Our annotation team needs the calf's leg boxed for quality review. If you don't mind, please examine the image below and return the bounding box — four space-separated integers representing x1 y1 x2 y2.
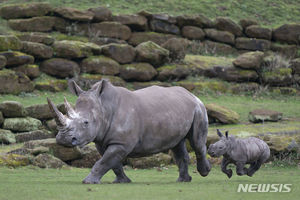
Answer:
83 145 128 184
247 161 262 177
236 162 247 176
221 158 232 178
172 139 192 182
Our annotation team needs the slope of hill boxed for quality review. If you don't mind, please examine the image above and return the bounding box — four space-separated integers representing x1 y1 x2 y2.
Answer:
0 0 299 27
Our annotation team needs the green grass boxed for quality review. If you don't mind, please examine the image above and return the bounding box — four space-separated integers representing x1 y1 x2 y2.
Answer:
1 0 300 27
0 91 77 107
0 165 298 200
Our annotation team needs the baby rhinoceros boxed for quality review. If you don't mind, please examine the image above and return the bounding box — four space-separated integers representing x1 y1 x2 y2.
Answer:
208 129 270 178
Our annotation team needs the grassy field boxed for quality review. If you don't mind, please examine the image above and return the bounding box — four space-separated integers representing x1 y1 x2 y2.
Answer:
0 0 299 27
0 165 298 200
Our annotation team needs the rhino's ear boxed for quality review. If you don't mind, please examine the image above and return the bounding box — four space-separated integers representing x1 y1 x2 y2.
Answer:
217 129 223 137
225 131 228 139
68 80 84 96
91 79 107 96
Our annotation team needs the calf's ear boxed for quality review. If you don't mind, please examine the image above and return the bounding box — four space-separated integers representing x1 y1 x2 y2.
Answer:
225 131 228 139
217 129 223 137
68 80 84 96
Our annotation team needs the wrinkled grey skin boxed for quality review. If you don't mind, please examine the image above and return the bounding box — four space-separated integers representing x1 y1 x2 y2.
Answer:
208 130 270 178
47 80 211 184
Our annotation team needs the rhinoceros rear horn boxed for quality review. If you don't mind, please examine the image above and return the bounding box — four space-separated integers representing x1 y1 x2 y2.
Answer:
47 98 66 127
64 97 77 118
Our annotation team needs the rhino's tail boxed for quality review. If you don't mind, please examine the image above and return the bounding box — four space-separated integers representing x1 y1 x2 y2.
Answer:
187 103 211 177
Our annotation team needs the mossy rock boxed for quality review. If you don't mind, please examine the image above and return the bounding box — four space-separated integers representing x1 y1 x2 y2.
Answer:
128 32 177 46
34 73 67 92
80 55 120 75
184 54 234 75
176 80 228 93
261 68 292 86
0 35 22 51
0 129 16 144
16 32 55 45
24 138 83 162
3 117 42 132
0 69 34 94
0 154 30 167
136 41 169 67
0 101 27 117
127 153 172 169
101 43 136 64
12 64 40 79
249 109 283 123
233 51 264 70
270 87 297 95
270 43 298 58
205 103 240 124
258 135 300 154
53 40 101 59
156 64 190 81
32 153 66 168
0 111 3 126
120 63 157 81
0 51 34 67
0 3 52 19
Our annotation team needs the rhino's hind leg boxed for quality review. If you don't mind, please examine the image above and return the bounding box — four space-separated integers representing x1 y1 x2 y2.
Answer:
112 164 132 183
247 161 262 177
188 107 211 177
172 139 192 182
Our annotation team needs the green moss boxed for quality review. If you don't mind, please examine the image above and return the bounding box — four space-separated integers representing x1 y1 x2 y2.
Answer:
138 41 169 55
184 55 234 71
0 35 22 51
0 69 17 77
156 65 177 72
34 73 67 92
0 154 30 167
263 68 292 80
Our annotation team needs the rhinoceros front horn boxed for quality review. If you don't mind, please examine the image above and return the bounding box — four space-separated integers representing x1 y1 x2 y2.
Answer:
47 98 66 127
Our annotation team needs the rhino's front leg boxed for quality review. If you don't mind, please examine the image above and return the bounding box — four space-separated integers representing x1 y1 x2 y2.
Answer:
236 161 247 176
83 145 127 184
221 158 232 178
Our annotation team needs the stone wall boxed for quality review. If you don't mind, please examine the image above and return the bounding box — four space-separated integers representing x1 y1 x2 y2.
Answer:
0 3 299 95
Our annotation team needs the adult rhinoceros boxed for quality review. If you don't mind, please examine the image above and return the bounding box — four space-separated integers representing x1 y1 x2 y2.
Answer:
47 80 211 184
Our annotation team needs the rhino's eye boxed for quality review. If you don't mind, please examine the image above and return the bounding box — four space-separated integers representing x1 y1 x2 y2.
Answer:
219 146 223 149
83 121 89 125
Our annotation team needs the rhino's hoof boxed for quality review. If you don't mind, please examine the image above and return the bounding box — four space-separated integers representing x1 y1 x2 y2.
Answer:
247 171 254 177
82 176 100 184
177 175 192 182
226 169 233 179
113 177 132 184
197 160 211 177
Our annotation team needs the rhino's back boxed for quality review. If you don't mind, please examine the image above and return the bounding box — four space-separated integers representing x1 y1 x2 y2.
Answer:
237 137 269 162
127 86 203 156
